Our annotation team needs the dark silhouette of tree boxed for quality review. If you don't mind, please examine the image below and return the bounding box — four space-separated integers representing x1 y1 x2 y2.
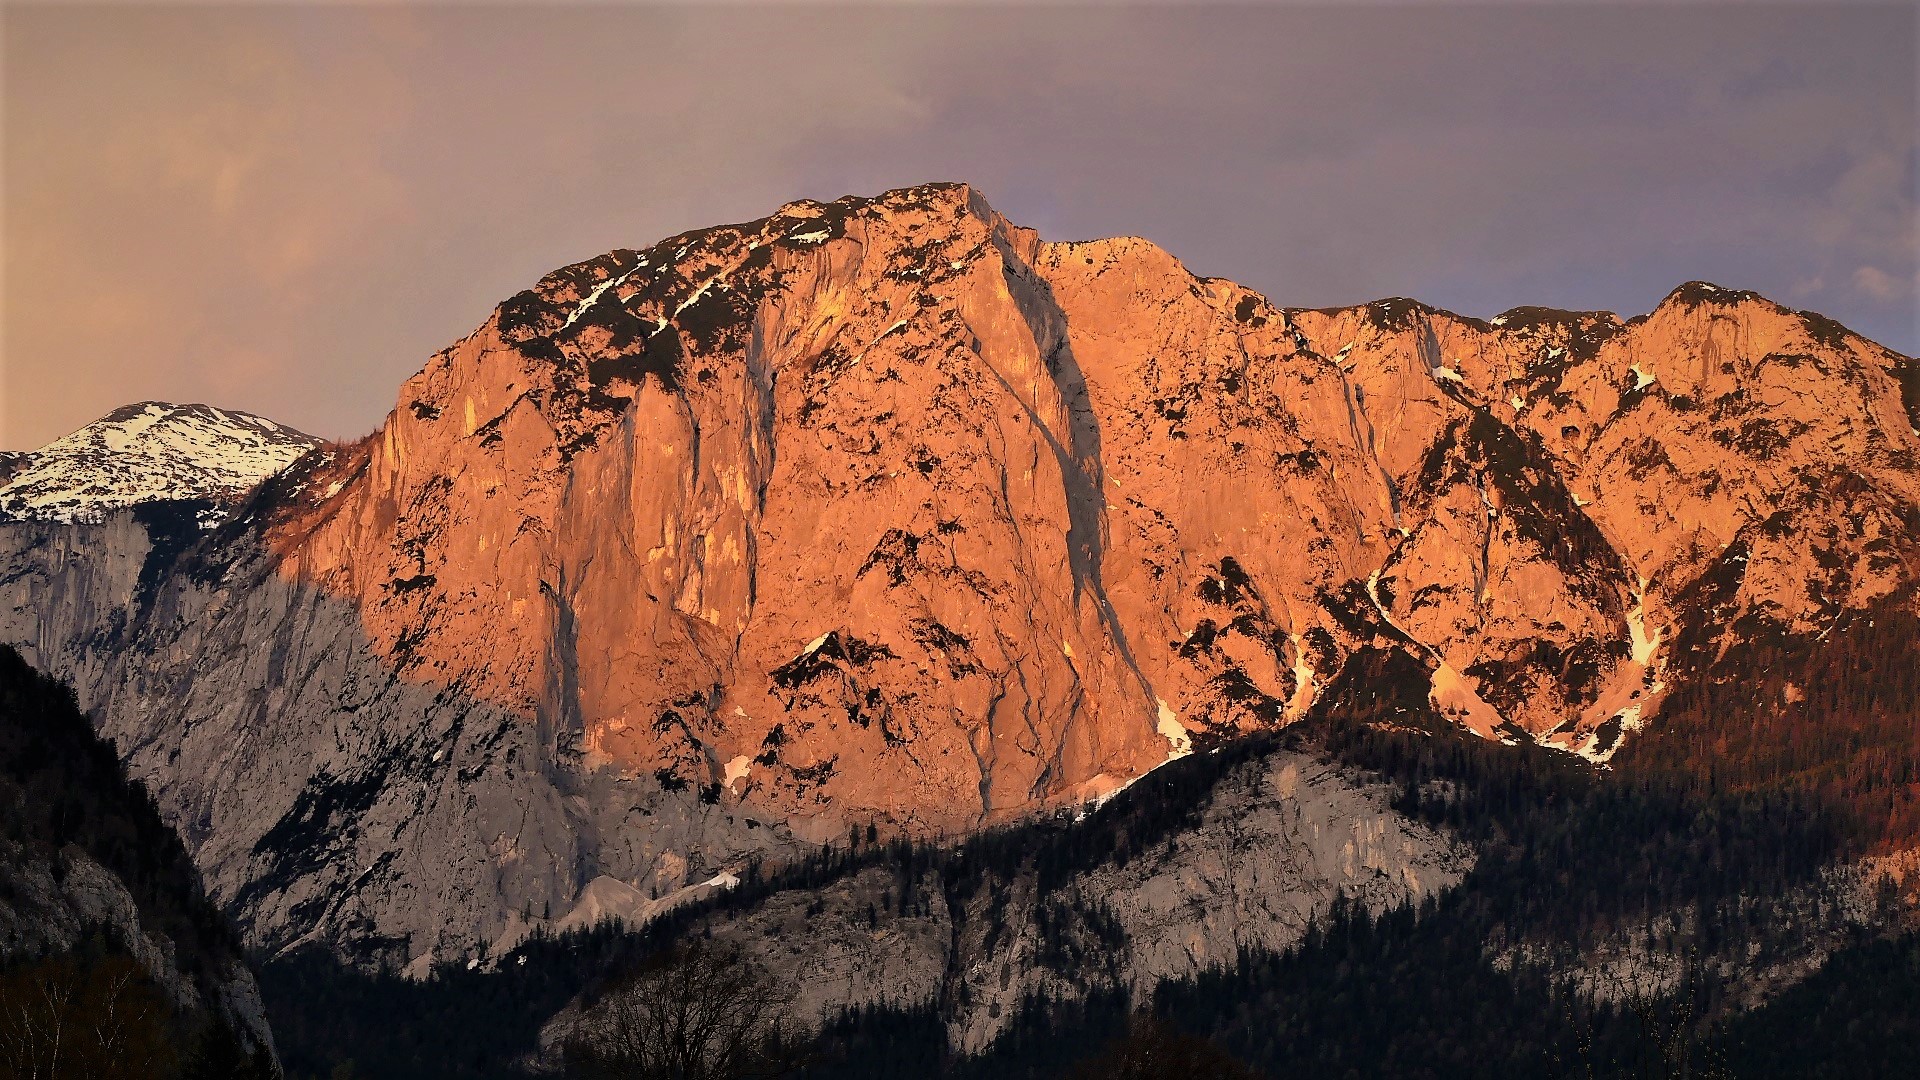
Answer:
1065 1015 1259 1080
562 941 801 1080
185 1015 279 1080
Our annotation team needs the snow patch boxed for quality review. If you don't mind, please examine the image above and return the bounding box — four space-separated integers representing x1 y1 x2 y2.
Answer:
1626 577 1663 668
1156 700 1192 760
723 755 751 794
562 264 640 329
671 276 723 317
1077 772 1149 818
1630 364 1657 391
1287 631 1318 719
1576 703 1651 764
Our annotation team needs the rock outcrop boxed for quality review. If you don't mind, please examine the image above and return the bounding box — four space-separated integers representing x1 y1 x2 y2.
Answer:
3 183 1914 967
541 743 1469 1055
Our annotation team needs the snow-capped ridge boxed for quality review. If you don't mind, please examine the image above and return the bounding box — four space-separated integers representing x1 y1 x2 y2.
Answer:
0 401 321 524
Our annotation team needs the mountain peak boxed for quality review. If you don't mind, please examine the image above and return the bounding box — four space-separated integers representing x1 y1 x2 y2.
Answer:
1658 279 1765 310
0 400 321 524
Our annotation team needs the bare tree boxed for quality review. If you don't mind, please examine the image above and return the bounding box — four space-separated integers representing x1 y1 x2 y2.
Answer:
0 952 177 1080
562 940 802 1080
1556 951 1734 1080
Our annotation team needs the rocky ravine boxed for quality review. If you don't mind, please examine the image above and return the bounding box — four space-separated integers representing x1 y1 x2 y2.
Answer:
3 182 1915 969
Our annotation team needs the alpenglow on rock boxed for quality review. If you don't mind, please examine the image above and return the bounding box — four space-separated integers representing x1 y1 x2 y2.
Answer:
3 183 1916 968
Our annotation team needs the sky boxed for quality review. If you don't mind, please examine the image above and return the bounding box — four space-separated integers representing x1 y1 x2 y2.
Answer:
3 1 1915 450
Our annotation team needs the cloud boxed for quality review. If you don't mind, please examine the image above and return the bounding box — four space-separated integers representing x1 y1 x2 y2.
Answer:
4 2 1914 449
1852 266 1911 304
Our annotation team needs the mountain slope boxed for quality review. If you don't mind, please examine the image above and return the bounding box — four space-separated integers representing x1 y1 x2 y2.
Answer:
0 402 321 525
1 183 1914 970
0 645 276 1071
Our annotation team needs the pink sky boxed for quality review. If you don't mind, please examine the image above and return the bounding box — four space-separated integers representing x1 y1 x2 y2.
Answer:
4 2 1914 449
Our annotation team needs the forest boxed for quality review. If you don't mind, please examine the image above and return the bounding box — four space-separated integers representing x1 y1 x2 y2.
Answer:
7 591 1919 1080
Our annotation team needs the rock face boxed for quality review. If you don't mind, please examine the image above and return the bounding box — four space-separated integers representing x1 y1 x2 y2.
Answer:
3 183 1915 967
542 744 1469 1056
0 402 320 525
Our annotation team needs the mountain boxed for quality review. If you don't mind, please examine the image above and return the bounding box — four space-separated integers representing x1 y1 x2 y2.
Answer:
0 402 321 525
0 645 276 1075
1 182 1915 988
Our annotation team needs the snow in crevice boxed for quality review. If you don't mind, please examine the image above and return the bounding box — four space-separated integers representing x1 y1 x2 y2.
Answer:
1365 567 1417 643
845 315 915 367
670 276 725 318
1626 576 1663 668
1286 630 1318 720
562 265 642 329
1630 364 1657 391
1573 577 1669 764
